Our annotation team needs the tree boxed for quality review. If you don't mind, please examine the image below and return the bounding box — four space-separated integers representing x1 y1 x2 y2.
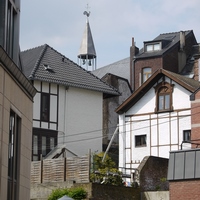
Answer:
90 152 124 186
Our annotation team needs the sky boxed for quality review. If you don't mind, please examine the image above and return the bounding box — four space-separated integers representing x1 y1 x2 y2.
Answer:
20 0 200 68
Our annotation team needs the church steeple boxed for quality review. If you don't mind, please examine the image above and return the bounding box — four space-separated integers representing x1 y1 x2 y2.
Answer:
78 5 96 71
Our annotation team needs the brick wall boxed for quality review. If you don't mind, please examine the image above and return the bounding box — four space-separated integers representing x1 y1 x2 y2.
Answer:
134 57 162 90
191 89 200 147
169 180 200 200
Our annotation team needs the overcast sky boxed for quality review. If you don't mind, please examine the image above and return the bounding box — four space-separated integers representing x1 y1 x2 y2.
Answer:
20 0 200 68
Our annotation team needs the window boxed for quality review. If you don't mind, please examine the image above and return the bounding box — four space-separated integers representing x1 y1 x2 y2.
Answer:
135 135 147 147
142 67 152 83
8 111 20 200
41 93 50 121
158 87 170 110
154 82 174 113
32 135 38 161
6 1 18 59
146 43 161 52
32 128 57 161
183 130 191 141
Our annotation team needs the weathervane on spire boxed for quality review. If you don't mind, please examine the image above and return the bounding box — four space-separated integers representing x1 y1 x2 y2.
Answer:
83 4 90 17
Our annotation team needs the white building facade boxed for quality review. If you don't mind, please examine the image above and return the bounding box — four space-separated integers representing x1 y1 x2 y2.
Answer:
21 44 119 160
116 69 200 178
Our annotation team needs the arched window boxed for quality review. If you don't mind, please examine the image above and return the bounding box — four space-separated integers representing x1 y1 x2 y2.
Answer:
154 82 174 112
142 67 152 83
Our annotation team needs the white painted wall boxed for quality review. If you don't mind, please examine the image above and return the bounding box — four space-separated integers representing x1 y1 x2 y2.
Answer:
58 86 103 156
33 80 103 157
119 78 192 174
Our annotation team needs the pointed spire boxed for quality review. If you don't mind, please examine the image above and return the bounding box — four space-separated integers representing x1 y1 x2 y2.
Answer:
78 4 97 71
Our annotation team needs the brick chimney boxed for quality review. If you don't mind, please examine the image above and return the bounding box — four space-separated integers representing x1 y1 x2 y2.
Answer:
192 44 200 81
130 37 139 90
178 31 186 73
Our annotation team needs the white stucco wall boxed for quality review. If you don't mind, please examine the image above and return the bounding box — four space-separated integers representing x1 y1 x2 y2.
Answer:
33 80 103 157
119 78 192 173
58 86 103 156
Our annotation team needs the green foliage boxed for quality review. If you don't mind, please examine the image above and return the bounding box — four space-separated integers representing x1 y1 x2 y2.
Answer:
93 152 116 170
48 187 87 200
68 187 87 200
90 152 124 186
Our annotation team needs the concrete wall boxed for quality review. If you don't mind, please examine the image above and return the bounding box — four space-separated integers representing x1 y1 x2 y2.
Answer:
31 182 141 200
141 191 169 200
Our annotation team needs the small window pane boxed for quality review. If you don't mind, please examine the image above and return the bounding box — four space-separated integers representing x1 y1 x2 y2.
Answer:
135 135 146 147
154 43 160 50
159 95 164 110
183 130 191 141
147 45 153 51
165 94 170 109
41 93 50 121
42 136 46 156
33 156 38 161
33 135 38 154
50 137 55 150
142 68 152 83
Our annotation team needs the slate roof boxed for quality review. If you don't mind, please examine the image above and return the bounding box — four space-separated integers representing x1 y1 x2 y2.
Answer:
116 69 200 114
21 44 119 97
135 30 196 59
92 57 130 81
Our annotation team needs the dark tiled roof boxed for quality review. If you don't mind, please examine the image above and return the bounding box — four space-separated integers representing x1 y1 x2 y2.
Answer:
116 69 200 114
135 30 195 59
92 57 130 81
21 44 119 96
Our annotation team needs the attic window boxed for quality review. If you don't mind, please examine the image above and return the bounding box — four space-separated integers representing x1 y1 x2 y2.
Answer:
154 82 174 113
43 64 54 72
146 42 161 52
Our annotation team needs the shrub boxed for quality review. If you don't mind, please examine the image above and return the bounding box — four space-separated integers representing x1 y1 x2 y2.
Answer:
90 152 124 186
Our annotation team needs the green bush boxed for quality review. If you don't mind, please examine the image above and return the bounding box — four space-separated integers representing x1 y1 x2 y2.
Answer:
90 152 124 186
48 187 87 200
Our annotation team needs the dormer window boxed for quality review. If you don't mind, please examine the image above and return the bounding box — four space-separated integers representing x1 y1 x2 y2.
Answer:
154 82 174 113
146 43 161 52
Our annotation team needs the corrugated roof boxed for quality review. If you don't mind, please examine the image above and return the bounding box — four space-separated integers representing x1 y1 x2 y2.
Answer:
21 44 119 97
168 148 200 181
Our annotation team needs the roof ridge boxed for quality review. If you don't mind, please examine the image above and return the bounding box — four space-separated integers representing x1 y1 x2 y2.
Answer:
29 44 48 79
159 30 192 36
21 44 46 53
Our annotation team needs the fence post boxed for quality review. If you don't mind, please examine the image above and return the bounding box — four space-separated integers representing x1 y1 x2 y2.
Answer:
64 151 66 181
40 154 43 183
88 149 91 182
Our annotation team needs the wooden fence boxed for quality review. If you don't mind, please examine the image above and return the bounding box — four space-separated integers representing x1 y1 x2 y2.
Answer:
31 156 90 184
